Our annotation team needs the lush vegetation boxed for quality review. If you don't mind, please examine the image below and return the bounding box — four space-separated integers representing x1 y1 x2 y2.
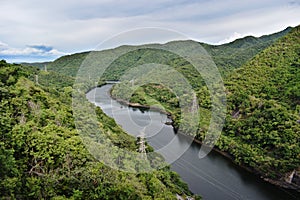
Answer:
111 26 300 189
0 60 199 199
202 26 292 76
222 26 300 179
21 61 52 70
44 27 291 79
1 25 298 199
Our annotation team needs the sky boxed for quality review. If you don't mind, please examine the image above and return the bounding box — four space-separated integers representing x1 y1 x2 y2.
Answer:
0 0 299 63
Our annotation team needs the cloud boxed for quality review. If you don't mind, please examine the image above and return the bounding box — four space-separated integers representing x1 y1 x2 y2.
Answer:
0 0 299 62
0 43 65 63
0 41 8 49
28 45 53 52
289 1 300 6
0 44 64 56
216 32 247 45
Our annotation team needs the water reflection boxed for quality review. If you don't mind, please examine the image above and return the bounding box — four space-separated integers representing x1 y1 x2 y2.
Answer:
86 85 299 200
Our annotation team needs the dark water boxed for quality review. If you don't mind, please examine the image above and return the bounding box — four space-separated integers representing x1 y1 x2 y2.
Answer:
86 84 299 200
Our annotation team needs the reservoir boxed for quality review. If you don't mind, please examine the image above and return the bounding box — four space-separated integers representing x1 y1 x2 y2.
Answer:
86 84 298 200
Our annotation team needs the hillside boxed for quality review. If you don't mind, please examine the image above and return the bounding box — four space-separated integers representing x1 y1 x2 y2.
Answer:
21 61 52 70
0 60 199 199
222 25 300 188
14 25 299 193
202 26 292 75
43 27 291 78
110 25 300 191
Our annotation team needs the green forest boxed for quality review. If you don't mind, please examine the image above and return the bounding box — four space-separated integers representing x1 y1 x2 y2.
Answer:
1 25 299 199
0 61 198 199
111 26 300 188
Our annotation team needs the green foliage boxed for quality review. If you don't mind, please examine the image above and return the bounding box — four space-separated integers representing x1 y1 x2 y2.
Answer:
21 61 52 70
45 27 291 79
46 52 89 77
1 25 296 198
0 60 198 199
112 26 300 183
202 26 292 76
222 25 300 178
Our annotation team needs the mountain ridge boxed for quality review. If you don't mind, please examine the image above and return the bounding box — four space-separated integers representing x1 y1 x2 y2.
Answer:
25 26 292 78
109 25 300 191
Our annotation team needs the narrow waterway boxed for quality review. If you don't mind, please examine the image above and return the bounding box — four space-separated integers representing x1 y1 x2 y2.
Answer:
86 84 298 200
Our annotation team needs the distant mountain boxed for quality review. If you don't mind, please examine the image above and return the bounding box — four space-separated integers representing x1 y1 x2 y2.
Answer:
21 61 52 70
43 27 292 78
202 26 292 75
19 25 299 191
109 25 300 191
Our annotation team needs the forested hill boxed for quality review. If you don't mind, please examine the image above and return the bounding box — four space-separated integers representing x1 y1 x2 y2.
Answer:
109 25 300 191
21 61 52 70
202 26 292 74
222 25 300 186
0 60 199 199
42 27 291 78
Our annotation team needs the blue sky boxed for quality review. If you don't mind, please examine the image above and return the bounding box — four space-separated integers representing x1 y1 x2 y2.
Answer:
0 0 299 63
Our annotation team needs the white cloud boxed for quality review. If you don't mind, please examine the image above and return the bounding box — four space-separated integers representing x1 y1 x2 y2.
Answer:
0 0 299 62
0 41 8 49
216 32 247 45
0 43 65 63
0 44 65 56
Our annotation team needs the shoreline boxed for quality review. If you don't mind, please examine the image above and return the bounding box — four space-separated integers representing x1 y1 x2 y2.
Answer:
107 85 300 193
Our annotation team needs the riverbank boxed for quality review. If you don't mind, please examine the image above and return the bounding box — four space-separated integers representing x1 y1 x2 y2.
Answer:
108 85 172 116
90 84 299 199
108 84 300 193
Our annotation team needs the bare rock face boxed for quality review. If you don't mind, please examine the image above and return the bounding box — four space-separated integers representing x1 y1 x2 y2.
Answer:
270 169 300 192
292 171 300 186
284 170 295 183
282 169 300 192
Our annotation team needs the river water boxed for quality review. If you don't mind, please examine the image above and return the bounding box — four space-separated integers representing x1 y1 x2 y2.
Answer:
86 84 298 200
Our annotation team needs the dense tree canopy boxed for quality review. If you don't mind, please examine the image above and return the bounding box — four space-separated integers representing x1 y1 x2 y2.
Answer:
0 60 198 199
1 25 298 198
111 26 300 188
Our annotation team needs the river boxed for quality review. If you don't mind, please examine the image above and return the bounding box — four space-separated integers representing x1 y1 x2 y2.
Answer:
86 84 298 200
